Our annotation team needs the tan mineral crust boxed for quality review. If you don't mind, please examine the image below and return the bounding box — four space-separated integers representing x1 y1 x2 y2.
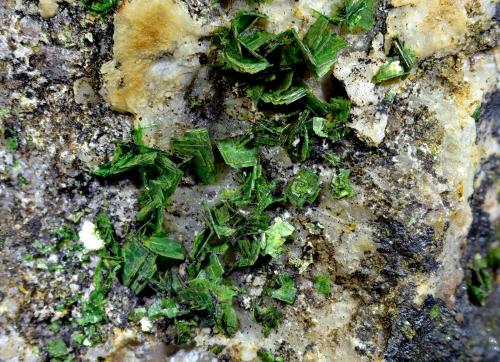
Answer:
38 0 60 19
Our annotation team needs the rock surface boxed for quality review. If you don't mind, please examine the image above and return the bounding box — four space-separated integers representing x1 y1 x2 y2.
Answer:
0 1 498 361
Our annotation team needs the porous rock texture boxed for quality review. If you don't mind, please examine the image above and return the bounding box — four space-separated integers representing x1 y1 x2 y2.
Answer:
0 1 499 361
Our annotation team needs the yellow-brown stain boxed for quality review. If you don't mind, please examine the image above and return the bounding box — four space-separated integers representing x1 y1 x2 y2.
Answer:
101 0 202 114
387 0 469 58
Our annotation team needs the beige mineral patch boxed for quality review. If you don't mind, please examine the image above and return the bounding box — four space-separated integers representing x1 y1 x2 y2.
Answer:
410 49 499 305
386 0 467 58
0 287 22 319
482 186 500 222
101 0 205 115
333 46 388 146
391 0 422 6
0 325 40 362
39 0 59 19
386 0 497 58
83 327 181 361
256 0 339 35
73 78 99 105
0 268 38 362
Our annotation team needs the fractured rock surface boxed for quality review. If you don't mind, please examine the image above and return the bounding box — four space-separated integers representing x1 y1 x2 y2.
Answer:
0 0 498 361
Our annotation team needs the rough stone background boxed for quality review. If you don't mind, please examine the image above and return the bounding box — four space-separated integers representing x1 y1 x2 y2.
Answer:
0 1 498 361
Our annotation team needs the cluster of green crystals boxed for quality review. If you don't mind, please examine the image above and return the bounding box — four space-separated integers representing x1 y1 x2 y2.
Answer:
91 126 321 339
81 0 119 14
467 247 499 305
213 11 352 163
372 39 416 83
84 0 379 354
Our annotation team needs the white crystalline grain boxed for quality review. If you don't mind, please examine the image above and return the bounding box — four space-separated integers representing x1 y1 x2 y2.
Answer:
140 317 153 332
79 221 104 251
